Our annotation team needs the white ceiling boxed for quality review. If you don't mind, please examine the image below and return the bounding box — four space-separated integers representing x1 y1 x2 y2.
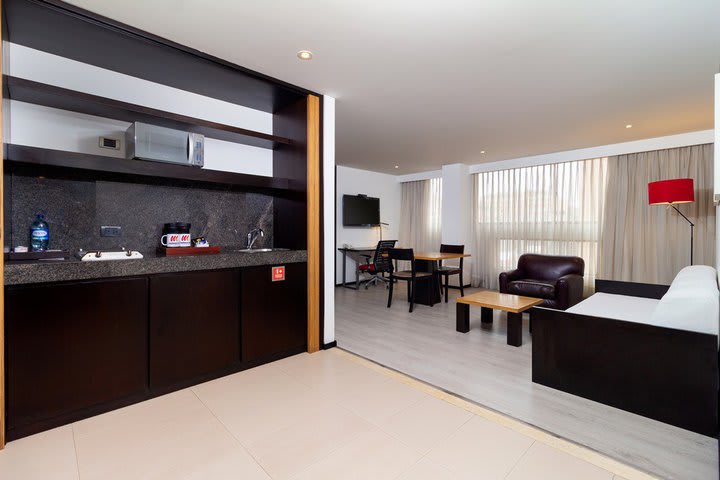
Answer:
65 0 720 174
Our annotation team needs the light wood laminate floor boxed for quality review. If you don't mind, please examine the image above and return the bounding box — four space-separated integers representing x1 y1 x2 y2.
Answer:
336 283 718 480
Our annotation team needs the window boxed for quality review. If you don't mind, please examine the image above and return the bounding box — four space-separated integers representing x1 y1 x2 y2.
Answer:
399 178 442 251
471 158 607 293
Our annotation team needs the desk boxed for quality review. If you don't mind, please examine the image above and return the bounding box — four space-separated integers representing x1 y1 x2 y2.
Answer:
412 252 470 306
337 246 376 289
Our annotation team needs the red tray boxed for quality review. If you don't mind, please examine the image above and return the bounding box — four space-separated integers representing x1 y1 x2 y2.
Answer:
157 246 221 256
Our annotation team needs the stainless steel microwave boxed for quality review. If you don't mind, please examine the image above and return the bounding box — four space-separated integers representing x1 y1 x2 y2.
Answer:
125 122 204 167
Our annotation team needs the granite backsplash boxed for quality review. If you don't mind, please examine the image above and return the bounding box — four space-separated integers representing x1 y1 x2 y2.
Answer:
4 173 274 253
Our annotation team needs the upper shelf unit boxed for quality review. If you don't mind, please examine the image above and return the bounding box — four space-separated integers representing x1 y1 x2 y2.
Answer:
3 76 294 150
5 0 312 113
4 144 291 194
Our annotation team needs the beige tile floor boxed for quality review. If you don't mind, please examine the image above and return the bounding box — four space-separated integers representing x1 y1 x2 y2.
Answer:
0 349 654 480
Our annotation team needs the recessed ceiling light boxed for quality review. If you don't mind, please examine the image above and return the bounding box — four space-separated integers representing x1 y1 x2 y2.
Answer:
297 50 313 61
480 150 486 154
625 124 633 129
394 165 399 169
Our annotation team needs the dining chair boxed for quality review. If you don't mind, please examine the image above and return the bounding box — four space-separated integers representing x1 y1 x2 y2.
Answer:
387 248 434 312
437 244 465 302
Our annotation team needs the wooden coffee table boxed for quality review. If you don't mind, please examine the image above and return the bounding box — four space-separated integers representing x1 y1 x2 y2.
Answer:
456 291 543 347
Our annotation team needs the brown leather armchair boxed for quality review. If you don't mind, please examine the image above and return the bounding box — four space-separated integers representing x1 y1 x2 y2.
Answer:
499 254 585 310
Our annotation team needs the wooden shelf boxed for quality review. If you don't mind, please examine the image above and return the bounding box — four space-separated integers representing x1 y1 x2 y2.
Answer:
4 144 290 194
4 0 313 113
4 76 294 150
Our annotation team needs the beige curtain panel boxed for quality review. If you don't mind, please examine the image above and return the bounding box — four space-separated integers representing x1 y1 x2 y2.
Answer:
598 143 715 284
471 158 608 294
399 178 442 253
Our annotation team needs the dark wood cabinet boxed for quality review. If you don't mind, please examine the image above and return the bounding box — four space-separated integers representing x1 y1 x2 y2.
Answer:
149 269 240 390
5 277 148 439
241 263 307 362
4 263 306 441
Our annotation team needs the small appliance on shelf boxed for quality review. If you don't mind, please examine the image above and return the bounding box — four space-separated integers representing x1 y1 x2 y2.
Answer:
126 122 204 167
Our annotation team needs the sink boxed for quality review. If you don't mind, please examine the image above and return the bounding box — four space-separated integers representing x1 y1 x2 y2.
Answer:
234 248 289 253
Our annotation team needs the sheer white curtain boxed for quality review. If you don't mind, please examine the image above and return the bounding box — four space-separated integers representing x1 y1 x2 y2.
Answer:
399 178 442 251
471 158 608 293
599 144 715 284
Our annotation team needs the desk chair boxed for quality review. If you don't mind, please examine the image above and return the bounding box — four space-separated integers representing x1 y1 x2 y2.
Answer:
357 240 397 288
437 244 465 302
387 248 433 312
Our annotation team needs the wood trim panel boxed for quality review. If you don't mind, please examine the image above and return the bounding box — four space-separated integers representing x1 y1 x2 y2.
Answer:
594 279 669 300
272 98 308 249
1 0 5 450
306 95 320 353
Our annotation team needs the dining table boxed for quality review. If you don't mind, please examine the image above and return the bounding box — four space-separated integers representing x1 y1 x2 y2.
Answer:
412 251 471 306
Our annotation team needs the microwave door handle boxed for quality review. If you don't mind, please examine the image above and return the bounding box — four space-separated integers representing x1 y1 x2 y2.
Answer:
187 134 194 162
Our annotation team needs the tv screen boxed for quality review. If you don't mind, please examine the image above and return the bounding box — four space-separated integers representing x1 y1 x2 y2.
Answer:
343 195 380 226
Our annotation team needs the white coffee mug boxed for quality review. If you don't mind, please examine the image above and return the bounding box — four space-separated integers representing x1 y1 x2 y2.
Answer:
160 233 191 247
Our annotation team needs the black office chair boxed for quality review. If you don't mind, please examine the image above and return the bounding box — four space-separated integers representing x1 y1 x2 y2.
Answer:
357 240 397 288
387 248 433 313
437 244 465 302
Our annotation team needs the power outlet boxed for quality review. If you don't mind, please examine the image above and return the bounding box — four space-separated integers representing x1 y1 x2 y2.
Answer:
101 225 122 237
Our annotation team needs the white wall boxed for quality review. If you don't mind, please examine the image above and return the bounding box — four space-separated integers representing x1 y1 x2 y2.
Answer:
394 130 713 182
441 164 470 246
470 130 713 173
440 164 472 285
336 166 401 284
6 42 273 176
396 169 441 183
323 97 336 344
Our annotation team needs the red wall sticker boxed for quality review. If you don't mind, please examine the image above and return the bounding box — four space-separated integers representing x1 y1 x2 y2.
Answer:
272 266 285 281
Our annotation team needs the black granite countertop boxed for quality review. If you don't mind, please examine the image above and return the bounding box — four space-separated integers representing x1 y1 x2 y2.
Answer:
4 248 307 286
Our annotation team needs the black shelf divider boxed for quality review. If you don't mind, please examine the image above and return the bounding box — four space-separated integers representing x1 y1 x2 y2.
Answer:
4 144 290 194
4 76 294 150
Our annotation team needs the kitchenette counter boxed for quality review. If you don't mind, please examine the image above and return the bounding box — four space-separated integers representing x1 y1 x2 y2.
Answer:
4 248 307 285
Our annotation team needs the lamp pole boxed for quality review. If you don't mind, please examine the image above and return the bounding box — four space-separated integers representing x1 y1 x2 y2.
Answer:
670 204 694 266
377 222 389 242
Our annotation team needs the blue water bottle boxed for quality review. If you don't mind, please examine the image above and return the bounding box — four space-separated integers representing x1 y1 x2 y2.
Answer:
30 214 49 252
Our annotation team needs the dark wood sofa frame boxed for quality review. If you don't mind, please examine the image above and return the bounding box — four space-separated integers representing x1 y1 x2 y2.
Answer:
531 279 719 437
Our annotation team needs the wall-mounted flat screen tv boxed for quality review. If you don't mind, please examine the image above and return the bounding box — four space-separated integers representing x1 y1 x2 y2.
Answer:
343 194 380 226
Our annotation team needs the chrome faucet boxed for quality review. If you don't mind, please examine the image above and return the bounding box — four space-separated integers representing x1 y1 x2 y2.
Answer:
246 228 264 249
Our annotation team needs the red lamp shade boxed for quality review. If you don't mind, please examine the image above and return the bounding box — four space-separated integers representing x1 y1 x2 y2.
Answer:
648 178 695 205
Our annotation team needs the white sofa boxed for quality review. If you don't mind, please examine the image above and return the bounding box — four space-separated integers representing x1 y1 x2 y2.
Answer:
567 266 719 336
531 266 719 436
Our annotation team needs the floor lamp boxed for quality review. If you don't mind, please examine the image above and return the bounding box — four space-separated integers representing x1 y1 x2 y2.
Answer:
648 178 695 265
377 222 389 241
